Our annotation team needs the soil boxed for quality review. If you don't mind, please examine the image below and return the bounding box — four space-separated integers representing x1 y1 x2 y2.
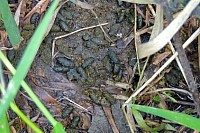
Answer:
7 0 137 132
2 0 200 132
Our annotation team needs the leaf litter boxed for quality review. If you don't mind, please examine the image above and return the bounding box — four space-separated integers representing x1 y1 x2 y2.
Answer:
2 0 200 132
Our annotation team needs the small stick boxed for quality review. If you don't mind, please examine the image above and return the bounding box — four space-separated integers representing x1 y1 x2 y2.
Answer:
0 47 14 50
148 4 156 17
63 96 93 115
51 23 108 59
90 9 114 43
54 23 108 40
173 32 200 116
168 41 187 82
146 88 192 97
198 34 200 70
124 27 200 104
138 0 200 58
103 106 119 133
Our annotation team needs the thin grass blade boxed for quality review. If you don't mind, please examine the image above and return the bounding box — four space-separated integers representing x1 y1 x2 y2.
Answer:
0 0 21 46
132 107 165 132
0 49 57 126
138 0 200 59
10 103 43 133
53 122 66 133
0 114 10 133
130 104 200 131
0 0 60 119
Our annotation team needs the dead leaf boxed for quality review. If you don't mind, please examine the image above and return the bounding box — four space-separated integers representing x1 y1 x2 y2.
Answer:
24 0 50 23
14 0 24 26
44 1 67 37
138 0 199 59
102 106 119 133
81 113 91 129
153 51 171 65
198 32 200 70
121 0 157 4
70 0 94 10
127 107 137 131
10 126 17 133
150 5 163 40
31 112 40 122
34 86 59 104
0 31 8 46
35 67 46 77
37 116 49 123
11 117 26 132
48 105 63 115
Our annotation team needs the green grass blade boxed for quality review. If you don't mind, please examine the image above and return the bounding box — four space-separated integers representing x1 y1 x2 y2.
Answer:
10 103 43 133
162 92 177 103
130 104 200 131
53 122 66 133
0 47 65 132
0 0 21 46
1 83 42 133
0 0 60 119
0 58 9 133
0 51 57 126
132 107 165 132
0 114 10 133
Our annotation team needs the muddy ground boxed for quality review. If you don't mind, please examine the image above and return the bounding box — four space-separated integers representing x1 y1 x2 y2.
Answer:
3 0 200 132
7 1 138 132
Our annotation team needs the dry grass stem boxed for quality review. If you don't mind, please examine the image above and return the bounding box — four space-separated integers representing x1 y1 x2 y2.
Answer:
168 41 187 82
105 80 131 90
183 27 200 49
150 5 163 39
125 27 200 104
0 47 14 50
45 1 68 38
112 95 128 100
146 88 192 97
139 73 166 97
102 106 119 133
127 106 137 131
122 0 157 4
51 23 108 60
198 34 200 70
54 23 108 40
63 96 93 115
90 9 114 43
137 26 153 35
147 4 156 17
24 0 50 22
14 0 24 26
19 91 33 101
138 0 200 59
134 4 140 75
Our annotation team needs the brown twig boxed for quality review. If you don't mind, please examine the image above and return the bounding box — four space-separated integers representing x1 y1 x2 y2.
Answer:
102 106 119 133
52 23 108 60
90 9 114 43
138 0 200 59
63 96 93 115
51 22 108 67
198 34 200 70
173 33 200 116
124 27 200 104
146 88 192 97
